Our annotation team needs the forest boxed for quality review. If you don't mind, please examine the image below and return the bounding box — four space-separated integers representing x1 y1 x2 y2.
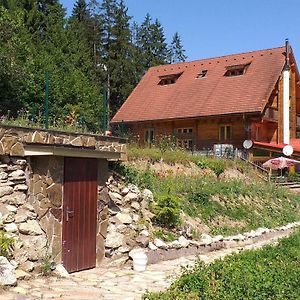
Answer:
0 0 186 132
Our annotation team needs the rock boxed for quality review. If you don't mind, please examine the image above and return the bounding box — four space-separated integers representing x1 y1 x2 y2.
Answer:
132 214 139 223
53 264 70 278
108 200 121 215
4 223 18 233
32 131 44 143
178 236 190 248
0 206 14 223
15 209 37 223
1 192 27 206
142 189 154 203
116 212 132 224
140 230 150 237
0 256 17 286
121 187 129 196
11 158 27 166
46 183 62 207
106 231 124 248
148 242 158 250
131 201 140 211
135 235 149 247
127 184 141 195
212 235 224 242
20 261 35 272
109 191 123 204
124 192 139 203
169 240 182 249
200 233 213 245
15 269 30 280
0 172 8 180
117 246 130 254
19 220 43 235
0 186 13 197
70 136 83 147
5 204 17 212
99 187 110 204
13 184 28 192
154 238 167 249
10 142 25 156
9 170 25 178
22 235 47 261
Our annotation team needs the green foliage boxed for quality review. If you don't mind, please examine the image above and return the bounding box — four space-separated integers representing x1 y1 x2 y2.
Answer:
153 229 177 242
40 254 56 276
0 231 14 258
0 1 186 132
144 230 300 300
152 194 182 229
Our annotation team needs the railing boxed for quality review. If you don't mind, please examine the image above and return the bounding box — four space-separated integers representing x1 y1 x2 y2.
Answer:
263 107 278 121
239 156 269 181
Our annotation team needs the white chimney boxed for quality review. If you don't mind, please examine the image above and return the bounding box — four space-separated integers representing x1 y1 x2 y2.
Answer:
283 39 290 145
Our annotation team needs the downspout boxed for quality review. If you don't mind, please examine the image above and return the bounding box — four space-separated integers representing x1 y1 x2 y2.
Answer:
283 39 290 144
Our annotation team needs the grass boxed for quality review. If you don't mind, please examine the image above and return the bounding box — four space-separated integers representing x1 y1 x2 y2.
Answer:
114 161 300 235
143 229 300 300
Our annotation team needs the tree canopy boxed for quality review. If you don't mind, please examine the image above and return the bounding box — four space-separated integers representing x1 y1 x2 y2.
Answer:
0 0 187 132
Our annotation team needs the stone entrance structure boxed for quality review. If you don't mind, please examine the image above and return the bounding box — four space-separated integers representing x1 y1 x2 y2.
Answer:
0 125 126 273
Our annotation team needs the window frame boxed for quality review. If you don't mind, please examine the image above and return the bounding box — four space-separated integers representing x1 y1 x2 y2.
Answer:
219 125 232 141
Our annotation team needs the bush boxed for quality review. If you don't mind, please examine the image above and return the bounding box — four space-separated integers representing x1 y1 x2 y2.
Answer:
0 231 14 258
152 194 182 229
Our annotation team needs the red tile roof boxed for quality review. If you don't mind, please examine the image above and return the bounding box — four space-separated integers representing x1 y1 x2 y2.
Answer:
112 46 287 123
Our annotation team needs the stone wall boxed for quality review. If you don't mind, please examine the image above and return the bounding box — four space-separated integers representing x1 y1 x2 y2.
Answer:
0 125 127 157
27 156 64 263
0 155 46 272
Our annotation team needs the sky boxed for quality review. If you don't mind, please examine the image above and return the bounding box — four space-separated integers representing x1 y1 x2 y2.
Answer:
60 0 300 63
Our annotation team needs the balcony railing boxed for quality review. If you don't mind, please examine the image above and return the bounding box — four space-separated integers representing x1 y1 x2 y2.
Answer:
263 107 278 121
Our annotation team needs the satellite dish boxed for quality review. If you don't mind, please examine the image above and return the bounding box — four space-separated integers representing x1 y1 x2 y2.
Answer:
283 145 293 156
243 140 253 149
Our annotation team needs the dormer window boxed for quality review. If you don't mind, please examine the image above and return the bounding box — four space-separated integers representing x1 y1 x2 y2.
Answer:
158 72 183 86
196 70 208 79
224 63 250 77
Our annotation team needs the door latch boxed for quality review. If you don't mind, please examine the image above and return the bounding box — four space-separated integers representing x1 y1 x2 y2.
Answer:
66 207 74 222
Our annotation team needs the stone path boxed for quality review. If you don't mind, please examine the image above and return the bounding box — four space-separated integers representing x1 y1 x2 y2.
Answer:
0 228 294 300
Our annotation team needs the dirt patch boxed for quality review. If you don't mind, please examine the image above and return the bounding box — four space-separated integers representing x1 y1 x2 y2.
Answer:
124 159 216 178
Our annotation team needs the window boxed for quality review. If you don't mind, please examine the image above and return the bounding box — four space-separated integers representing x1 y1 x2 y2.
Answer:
177 139 193 150
158 72 183 86
219 125 232 141
177 128 193 134
145 128 154 145
196 70 208 79
224 63 250 77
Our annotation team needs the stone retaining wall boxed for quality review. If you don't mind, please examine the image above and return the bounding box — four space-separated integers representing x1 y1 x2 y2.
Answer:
0 125 127 157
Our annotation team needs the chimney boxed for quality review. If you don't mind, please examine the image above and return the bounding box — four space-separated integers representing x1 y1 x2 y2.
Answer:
283 39 290 144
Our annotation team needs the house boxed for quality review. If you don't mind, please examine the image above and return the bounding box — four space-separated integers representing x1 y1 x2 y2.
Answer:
112 42 300 159
0 125 126 273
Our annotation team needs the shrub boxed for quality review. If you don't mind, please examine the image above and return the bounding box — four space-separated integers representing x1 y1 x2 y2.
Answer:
152 194 182 229
0 231 14 258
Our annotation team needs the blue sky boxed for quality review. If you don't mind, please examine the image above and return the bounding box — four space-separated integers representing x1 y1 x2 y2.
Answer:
60 0 300 62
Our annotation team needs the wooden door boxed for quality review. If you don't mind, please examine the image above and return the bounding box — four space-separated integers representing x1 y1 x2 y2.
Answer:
62 157 98 273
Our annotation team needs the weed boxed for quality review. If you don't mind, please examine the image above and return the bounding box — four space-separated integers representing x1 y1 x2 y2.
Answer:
40 254 56 276
153 229 177 242
0 231 14 258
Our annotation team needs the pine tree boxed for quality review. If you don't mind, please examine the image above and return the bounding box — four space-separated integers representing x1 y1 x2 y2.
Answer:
72 0 88 22
169 32 187 63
